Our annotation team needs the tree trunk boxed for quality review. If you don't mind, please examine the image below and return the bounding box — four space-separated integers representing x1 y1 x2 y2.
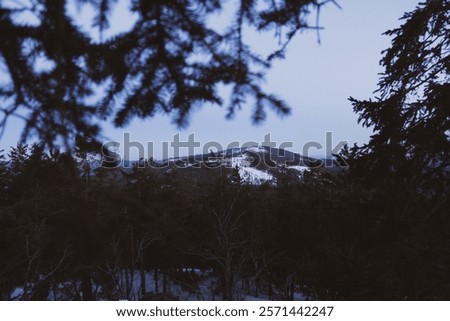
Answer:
154 268 159 293
140 256 146 297
81 273 93 300
140 269 146 297
162 270 167 293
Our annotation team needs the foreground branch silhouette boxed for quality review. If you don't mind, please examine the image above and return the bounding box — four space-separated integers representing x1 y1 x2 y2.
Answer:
0 0 339 148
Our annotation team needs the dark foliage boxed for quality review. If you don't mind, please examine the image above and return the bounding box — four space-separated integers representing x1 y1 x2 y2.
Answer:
349 0 449 193
0 0 339 148
345 0 450 299
0 142 448 300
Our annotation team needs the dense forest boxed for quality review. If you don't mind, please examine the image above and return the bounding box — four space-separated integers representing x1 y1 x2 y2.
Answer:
0 139 448 300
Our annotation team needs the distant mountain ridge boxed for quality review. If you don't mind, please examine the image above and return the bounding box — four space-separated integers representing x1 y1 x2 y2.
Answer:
102 146 341 185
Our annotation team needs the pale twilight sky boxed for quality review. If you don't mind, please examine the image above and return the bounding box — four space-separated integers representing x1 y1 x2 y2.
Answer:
1 0 419 159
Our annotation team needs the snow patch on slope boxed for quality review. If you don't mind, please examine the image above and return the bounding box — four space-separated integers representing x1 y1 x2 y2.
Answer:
289 165 310 173
245 146 268 153
239 166 272 185
229 154 272 185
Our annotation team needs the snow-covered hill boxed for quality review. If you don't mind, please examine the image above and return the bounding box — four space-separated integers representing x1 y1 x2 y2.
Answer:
78 146 317 185
167 145 312 185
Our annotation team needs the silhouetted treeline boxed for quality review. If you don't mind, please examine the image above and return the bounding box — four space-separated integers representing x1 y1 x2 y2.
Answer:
0 143 448 300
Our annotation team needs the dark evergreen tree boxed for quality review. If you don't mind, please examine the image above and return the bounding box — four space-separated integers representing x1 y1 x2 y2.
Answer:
349 0 449 193
346 0 450 299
